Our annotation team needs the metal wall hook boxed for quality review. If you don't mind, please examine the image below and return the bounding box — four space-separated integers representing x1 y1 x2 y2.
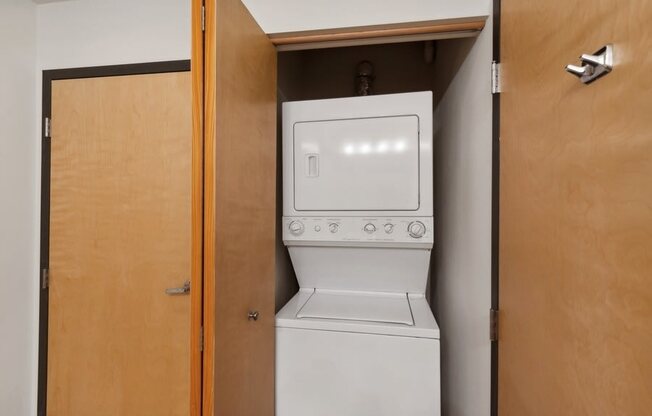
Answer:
248 310 259 321
565 44 613 84
565 64 594 78
580 53 606 67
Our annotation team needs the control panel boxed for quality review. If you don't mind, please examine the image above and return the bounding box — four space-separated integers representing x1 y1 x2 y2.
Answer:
283 216 434 245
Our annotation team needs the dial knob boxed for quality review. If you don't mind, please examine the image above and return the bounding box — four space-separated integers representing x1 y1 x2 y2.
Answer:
363 223 377 234
289 220 304 235
384 223 394 234
328 223 339 233
407 221 426 238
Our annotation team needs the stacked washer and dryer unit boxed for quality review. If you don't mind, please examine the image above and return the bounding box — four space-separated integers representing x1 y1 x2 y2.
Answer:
277 91 440 416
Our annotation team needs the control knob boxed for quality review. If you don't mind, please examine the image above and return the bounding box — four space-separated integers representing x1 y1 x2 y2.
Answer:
288 220 304 236
384 223 394 234
363 223 377 234
328 223 339 233
407 221 426 238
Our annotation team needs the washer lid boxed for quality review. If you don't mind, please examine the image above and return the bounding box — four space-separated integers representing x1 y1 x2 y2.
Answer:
297 289 414 326
276 289 440 339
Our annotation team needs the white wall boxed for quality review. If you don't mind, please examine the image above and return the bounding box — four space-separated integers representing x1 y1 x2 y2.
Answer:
37 0 191 70
433 15 493 416
242 0 491 34
0 1 190 415
0 2 38 415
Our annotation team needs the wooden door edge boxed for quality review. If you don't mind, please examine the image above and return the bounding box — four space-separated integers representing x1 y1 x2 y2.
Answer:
197 0 216 415
268 16 487 46
190 0 205 415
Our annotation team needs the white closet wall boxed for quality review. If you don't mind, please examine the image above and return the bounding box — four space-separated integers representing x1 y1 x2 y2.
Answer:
432 16 493 416
277 22 494 413
242 0 491 34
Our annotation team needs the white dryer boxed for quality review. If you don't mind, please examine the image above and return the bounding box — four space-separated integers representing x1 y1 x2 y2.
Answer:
277 91 440 416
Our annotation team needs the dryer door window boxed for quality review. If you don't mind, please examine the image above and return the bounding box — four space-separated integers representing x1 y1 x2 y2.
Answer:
293 115 420 211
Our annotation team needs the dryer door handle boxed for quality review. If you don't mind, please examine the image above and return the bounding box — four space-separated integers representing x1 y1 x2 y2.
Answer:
305 154 319 177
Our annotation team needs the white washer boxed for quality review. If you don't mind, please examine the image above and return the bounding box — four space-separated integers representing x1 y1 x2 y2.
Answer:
278 92 440 416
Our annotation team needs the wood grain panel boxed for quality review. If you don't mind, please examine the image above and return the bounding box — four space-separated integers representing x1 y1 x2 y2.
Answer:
190 0 204 414
500 1 652 414
269 18 485 46
48 72 192 415
213 0 277 412
202 0 277 415
201 0 216 414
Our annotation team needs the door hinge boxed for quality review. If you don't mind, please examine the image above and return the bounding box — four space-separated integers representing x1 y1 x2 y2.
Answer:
201 5 205 32
199 326 204 352
490 308 499 341
41 267 49 289
491 61 502 94
44 117 51 138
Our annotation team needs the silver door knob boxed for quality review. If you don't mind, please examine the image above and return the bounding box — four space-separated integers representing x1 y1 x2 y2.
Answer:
248 311 259 321
165 280 190 295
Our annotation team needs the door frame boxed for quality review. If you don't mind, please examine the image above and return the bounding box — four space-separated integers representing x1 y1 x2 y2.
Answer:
196 0 214 414
195 0 503 414
37 60 202 416
491 1 501 415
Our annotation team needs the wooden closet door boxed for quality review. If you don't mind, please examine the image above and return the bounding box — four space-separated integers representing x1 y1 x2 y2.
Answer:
500 1 652 415
47 71 192 415
200 0 277 415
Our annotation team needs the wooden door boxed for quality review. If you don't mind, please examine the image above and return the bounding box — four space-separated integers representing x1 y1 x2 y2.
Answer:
200 0 277 415
47 71 192 415
500 1 652 414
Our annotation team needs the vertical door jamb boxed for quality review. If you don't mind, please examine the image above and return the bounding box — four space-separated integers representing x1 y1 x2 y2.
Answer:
196 0 216 414
491 0 501 415
191 1 206 416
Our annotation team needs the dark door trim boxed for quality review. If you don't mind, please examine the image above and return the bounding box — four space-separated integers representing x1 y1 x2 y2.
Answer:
38 60 191 416
491 0 501 415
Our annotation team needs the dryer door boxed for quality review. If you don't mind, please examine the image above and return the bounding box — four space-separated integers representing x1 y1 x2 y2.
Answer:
293 115 420 211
